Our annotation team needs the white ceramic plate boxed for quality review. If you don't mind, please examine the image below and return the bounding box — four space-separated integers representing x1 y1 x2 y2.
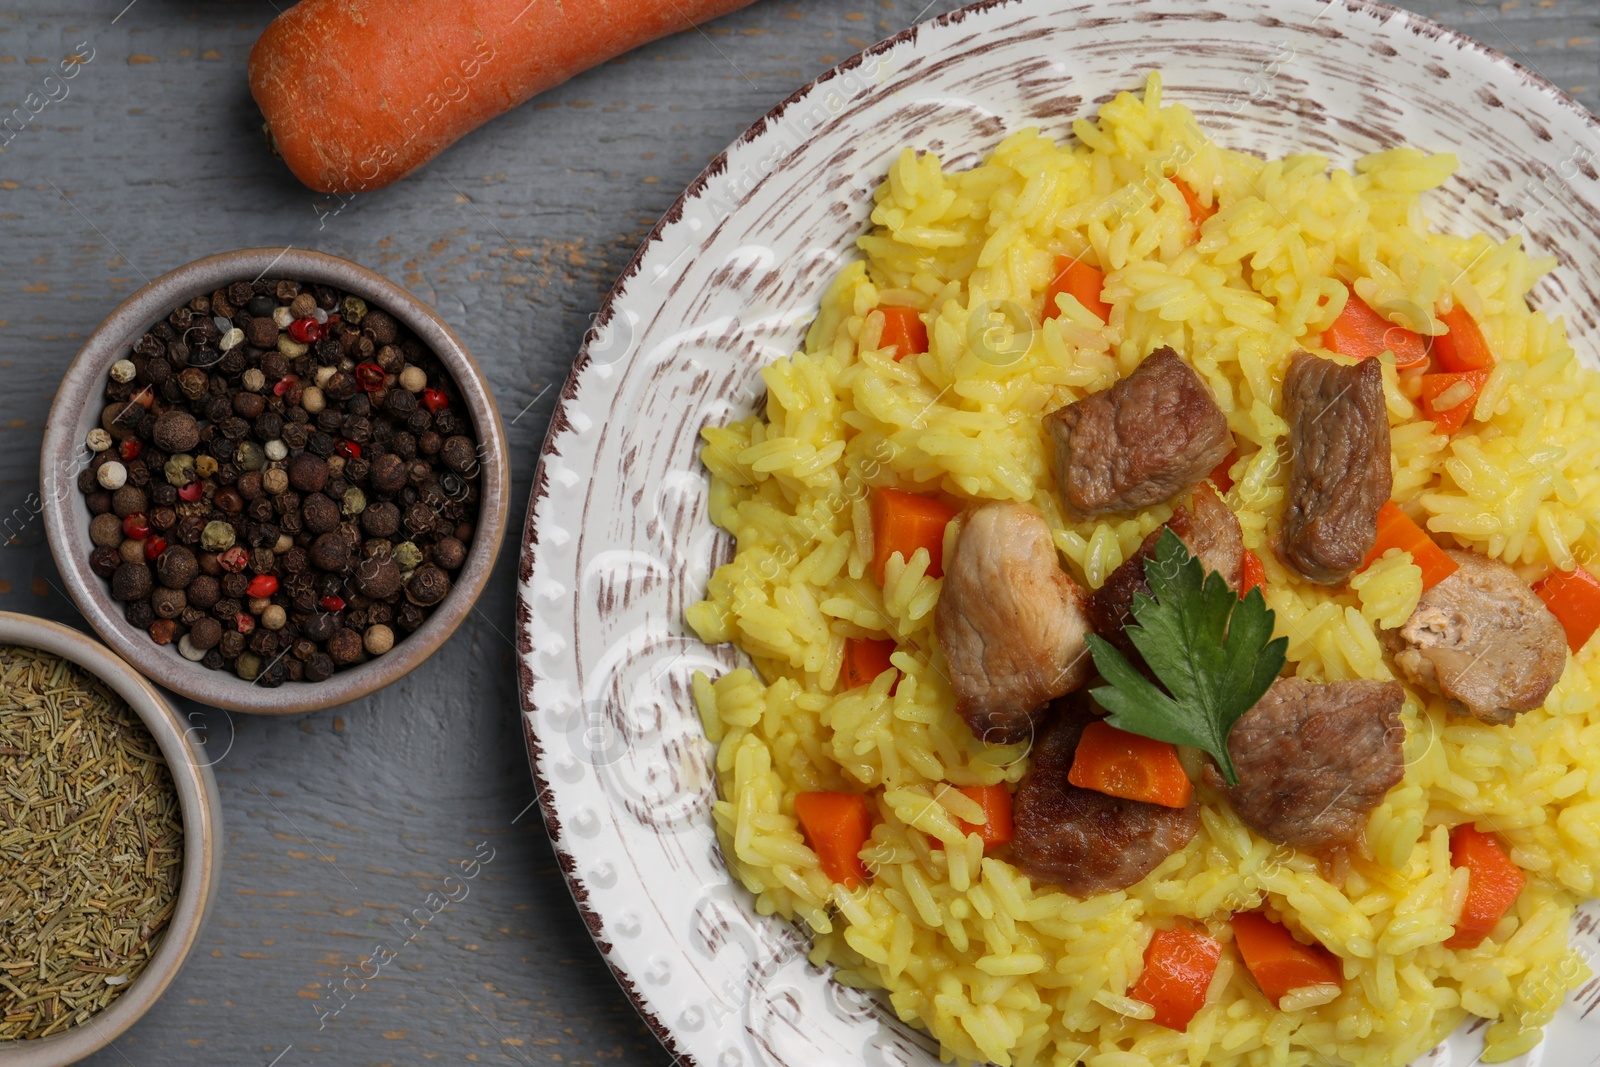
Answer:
515 1 1600 1063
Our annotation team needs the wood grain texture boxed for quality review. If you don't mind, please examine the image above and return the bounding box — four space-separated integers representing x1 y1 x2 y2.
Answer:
0 1 1591 1065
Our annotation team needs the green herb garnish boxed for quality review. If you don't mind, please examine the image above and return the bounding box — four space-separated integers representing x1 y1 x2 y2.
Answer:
1085 528 1287 786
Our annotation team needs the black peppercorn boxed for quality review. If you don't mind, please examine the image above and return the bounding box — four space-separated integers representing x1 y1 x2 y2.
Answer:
151 506 177 532
219 630 246 659
125 599 155 629
221 572 249 600
302 611 339 642
324 371 358 402
255 412 283 441
304 652 335 682
257 656 287 688
316 408 344 433
86 489 112 516
308 432 334 458
90 545 121 579
395 600 426 633
213 597 242 621
368 454 407 494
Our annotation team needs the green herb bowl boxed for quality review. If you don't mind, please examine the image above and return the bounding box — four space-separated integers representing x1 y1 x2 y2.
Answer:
0 612 222 1067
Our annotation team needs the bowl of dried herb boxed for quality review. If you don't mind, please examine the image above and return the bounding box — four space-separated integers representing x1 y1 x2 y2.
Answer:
0 611 221 1067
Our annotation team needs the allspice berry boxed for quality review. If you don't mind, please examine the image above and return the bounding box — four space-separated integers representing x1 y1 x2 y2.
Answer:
431 536 466 570
111 485 148 517
152 410 200 452
368 452 407 494
151 586 187 619
353 556 402 599
302 493 340 535
360 501 401 538
326 628 363 665
155 545 198 588
405 564 450 607
309 531 352 572
187 574 221 610
288 452 328 493
89 513 124 549
188 616 222 650
440 436 476 474
111 563 153 602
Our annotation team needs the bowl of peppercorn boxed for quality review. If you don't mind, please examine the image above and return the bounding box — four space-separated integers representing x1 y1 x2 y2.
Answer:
41 248 510 714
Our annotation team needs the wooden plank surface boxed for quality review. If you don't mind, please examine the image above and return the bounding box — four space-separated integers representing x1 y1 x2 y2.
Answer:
0 1 1591 1064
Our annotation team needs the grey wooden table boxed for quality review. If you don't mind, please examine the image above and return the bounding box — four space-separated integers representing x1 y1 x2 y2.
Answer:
0 1 1593 1064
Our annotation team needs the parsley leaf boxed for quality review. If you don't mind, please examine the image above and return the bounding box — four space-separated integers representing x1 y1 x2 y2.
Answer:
1085 528 1287 786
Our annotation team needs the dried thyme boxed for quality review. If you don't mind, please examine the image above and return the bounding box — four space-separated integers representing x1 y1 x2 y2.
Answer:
0 645 183 1040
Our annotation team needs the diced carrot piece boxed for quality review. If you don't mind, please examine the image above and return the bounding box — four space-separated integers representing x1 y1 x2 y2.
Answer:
1433 305 1495 372
927 784 1015 853
842 637 897 690
956 784 1013 848
1533 566 1600 653
1418 368 1489 436
1208 448 1238 493
794 791 873 889
1231 912 1341 1008
1446 825 1526 949
1240 550 1266 597
1172 177 1217 235
1362 501 1459 592
870 488 958 585
1130 926 1223 1031
1320 290 1430 369
1067 720 1193 809
878 306 928 361
1045 254 1110 324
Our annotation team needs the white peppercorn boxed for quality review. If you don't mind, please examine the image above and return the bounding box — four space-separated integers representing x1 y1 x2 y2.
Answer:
264 439 288 461
241 368 266 392
272 306 293 328
109 359 136 383
398 366 427 393
220 327 245 351
96 461 127 490
86 428 112 452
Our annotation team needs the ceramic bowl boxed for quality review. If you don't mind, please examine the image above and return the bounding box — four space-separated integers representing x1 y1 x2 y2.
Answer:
0 611 222 1067
42 248 509 715
515 0 1600 1064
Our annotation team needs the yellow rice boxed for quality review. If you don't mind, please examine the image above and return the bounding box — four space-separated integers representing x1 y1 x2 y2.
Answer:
686 72 1600 1066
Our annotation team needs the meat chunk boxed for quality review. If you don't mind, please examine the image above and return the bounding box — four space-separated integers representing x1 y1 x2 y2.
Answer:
1045 348 1233 521
1087 483 1244 660
1012 697 1200 896
934 502 1093 745
1204 677 1404 852
1381 550 1567 724
1277 353 1392 584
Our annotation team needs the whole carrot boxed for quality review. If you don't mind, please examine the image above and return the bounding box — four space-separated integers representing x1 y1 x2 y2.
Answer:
249 0 758 193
